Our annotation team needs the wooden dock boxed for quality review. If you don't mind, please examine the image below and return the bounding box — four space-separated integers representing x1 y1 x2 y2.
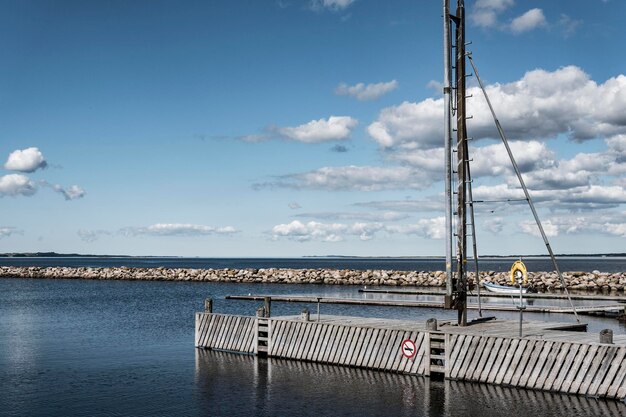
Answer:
195 310 626 400
225 294 625 316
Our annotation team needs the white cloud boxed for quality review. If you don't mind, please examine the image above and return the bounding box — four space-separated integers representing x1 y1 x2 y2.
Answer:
475 0 514 13
335 80 398 101
470 0 514 28
271 218 447 242
53 184 86 201
367 99 442 149
386 217 446 239
310 0 356 12
510 8 547 34
121 223 239 237
0 227 23 239
483 217 504 234
557 14 582 38
276 116 357 143
0 174 37 197
368 66 626 149
257 165 438 191
355 199 443 213
288 202 302 210
4 147 47 173
296 211 409 222
271 220 351 242
520 212 626 238
77 229 110 243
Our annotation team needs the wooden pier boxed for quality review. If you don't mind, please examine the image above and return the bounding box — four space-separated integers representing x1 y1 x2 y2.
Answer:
195 309 626 401
225 294 626 317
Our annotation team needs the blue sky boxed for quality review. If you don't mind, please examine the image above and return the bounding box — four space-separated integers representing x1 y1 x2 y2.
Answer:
1 0 625 257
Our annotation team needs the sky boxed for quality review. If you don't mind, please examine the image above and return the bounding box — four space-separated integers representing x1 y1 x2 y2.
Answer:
0 0 625 257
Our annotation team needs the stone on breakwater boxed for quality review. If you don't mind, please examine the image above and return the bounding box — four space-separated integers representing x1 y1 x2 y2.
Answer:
0 266 624 292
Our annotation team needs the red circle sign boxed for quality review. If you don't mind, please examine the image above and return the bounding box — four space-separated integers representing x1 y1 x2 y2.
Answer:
401 339 416 359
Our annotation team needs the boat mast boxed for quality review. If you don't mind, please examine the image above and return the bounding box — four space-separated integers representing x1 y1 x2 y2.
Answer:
443 0 454 308
444 0 468 326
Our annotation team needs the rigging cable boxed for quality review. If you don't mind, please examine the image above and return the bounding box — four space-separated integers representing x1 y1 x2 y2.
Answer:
467 53 579 322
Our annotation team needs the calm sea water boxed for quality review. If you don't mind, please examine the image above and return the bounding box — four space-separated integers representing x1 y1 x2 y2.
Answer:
0 256 625 272
1 276 625 416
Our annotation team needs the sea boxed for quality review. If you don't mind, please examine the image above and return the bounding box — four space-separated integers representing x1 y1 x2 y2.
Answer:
1 257 625 416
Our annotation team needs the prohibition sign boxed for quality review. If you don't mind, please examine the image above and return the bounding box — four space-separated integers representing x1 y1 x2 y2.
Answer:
401 339 416 359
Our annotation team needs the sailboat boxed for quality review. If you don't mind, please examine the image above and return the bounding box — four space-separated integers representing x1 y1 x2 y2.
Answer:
441 0 578 324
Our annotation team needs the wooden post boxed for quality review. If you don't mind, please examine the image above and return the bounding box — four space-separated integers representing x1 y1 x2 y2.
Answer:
599 329 613 344
204 298 213 313
426 318 438 331
263 297 271 318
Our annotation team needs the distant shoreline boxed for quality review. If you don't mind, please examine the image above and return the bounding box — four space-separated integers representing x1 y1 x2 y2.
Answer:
1 252 625 258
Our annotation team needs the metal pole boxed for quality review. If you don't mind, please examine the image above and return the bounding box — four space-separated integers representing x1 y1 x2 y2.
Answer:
519 280 524 337
317 297 321 322
443 1 454 307
454 0 468 326
467 55 579 322
466 161 482 317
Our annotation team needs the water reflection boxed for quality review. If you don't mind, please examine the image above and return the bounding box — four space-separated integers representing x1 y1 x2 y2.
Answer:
195 350 626 417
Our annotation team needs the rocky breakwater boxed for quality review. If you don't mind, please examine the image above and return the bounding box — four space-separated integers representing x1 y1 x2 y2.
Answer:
0 266 625 292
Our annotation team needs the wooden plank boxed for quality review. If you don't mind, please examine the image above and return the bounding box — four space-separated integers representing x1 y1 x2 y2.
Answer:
214 314 230 349
377 330 398 370
307 323 325 362
225 316 242 351
194 313 204 347
568 344 599 394
366 328 386 369
285 322 303 358
355 328 374 367
588 346 619 397
423 333 431 377
551 343 580 392
445 333 452 378
276 320 293 357
482 337 504 383
347 327 367 367
457 335 482 380
539 342 570 391
526 341 554 389
577 345 609 395
194 313 206 347
304 322 323 361
242 317 255 353
397 330 414 373
314 324 332 362
279 321 295 358
358 328 379 367
390 330 409 372
495 338 519 385
509 340 536 386
560 344 589 392
485 338 506 383
330 325 347 364
366 328 386 368
232 316 245 352
338 326 357 366
269 319 285 356
205 314 221 348
321 324 340 363
450 335 472 379
468 337 496 381
597 347 626 398
447 334 466 378
410 332 426 375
